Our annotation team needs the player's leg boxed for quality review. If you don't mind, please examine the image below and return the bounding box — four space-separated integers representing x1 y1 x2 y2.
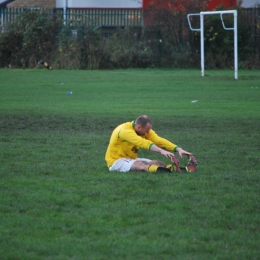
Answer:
109 158 172 173
131 160 172 172
130 160 150 171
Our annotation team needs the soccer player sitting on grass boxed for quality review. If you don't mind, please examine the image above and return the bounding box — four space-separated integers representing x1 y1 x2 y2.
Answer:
105 115 197 173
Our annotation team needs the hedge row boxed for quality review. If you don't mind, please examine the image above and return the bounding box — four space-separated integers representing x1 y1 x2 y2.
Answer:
0 7 259 69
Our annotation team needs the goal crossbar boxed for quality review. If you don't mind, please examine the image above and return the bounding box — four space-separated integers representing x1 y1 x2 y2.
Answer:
187 10 238 80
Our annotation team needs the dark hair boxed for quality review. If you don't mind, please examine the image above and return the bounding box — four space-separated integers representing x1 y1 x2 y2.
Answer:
135 115 152 127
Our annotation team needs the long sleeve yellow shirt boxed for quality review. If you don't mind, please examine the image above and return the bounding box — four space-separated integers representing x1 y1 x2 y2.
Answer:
105 121 178 167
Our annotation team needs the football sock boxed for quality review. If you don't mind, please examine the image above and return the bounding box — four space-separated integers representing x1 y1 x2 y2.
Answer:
148 165 172 173
147 165 158 172
166 164 172 170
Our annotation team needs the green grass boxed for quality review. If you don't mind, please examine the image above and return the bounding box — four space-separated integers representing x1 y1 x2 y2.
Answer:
0 68 260 260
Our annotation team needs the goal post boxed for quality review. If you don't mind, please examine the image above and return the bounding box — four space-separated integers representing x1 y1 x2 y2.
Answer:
187 10 238 80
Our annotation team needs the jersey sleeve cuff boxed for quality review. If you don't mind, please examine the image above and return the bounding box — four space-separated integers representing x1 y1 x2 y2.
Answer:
149 143 154 150
173 146 179 152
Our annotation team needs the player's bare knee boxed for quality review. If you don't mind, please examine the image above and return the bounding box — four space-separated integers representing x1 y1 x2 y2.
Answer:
130 161 150 171
149 160 166 167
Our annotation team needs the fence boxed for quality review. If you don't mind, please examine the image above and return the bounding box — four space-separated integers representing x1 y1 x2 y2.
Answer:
0 7 143 30
1 7 259 29
243 7 260 56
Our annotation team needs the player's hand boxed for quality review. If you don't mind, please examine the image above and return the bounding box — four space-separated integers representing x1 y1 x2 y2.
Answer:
176 148 193 158
160 150 176 159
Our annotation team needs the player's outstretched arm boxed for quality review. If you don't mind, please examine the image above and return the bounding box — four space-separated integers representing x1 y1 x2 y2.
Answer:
150 144 176 159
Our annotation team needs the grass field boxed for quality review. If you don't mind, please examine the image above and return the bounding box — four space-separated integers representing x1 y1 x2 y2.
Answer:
0 68 260 260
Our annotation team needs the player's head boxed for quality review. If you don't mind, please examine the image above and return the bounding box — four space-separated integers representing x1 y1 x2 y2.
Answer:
135 115 152 135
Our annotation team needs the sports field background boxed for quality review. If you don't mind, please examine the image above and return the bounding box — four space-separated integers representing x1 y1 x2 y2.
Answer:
0 69 260 259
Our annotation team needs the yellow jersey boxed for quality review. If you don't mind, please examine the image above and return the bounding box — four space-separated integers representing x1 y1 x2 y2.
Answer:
105 121 178 167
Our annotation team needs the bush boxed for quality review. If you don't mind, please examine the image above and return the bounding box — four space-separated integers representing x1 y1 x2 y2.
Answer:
0 10 62 68
0 28 23 67
53 25 84 69
83 28 110 70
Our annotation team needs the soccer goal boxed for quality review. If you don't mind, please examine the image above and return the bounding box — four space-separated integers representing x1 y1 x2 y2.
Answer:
187 10 238 80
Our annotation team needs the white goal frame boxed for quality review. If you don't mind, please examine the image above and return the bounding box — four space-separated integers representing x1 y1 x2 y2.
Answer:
187 10 238 80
